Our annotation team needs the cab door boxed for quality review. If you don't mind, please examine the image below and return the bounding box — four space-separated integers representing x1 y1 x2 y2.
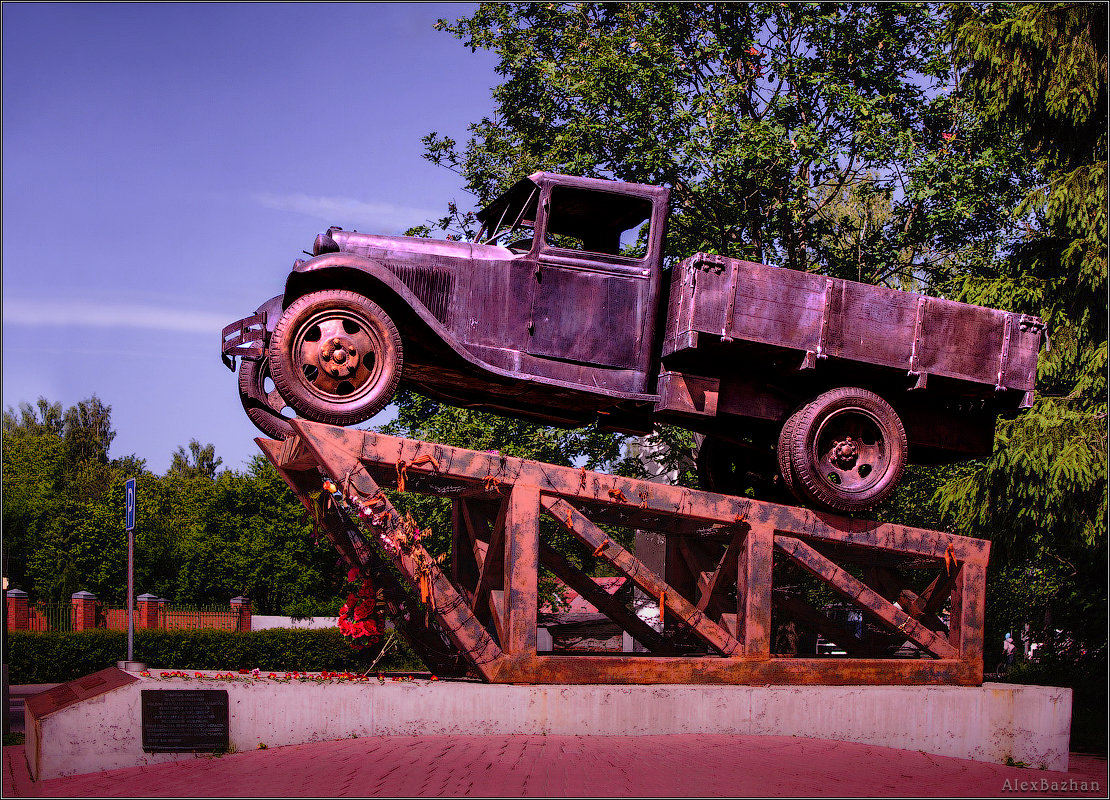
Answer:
526 184 658 372
528 255 651 369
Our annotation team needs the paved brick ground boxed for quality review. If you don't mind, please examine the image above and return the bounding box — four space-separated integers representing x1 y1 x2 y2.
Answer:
4 736 1106 798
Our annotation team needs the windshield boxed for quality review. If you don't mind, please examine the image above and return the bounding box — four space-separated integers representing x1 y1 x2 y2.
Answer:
475 179 541 249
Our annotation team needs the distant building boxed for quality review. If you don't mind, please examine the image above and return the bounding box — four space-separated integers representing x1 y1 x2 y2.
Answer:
538 577 642 653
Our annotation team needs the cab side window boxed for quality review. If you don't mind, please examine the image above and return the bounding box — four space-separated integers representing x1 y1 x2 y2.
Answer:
545 186 652 260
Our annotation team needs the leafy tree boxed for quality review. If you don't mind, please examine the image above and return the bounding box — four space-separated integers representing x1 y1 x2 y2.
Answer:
936 2 1107 660
61 396 115 465
153 455 340 614
3 396 143 602
410 3 1105 677
425 2 1026 291
2 399 68 594
168 439 224 481
2 397 340 613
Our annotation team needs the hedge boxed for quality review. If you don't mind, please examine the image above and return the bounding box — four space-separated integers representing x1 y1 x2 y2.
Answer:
1004 658 1108 755
4 628 424 685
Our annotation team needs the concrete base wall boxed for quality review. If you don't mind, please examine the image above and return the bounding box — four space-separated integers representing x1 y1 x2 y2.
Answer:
27 670 1072 780
250 615 338 630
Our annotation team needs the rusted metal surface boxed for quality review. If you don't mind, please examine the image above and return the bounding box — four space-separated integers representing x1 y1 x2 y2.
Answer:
224 171 1045 513
257 420 989 686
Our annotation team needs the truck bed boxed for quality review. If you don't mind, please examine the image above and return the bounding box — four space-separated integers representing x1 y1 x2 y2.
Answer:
662 253 1045 409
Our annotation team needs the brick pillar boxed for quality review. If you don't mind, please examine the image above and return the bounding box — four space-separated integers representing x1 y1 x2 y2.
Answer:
230 596 251 632
136 594 164 629
71 591 97 631
6 589 28 631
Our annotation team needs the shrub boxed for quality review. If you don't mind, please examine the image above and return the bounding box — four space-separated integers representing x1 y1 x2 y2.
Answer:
4 628 423 684
1005 655 1108 755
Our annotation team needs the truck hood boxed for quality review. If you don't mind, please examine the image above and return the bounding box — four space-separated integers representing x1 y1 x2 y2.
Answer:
325 229 515 261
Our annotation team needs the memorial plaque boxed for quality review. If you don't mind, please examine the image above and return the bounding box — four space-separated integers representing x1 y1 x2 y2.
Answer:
141 690 229 752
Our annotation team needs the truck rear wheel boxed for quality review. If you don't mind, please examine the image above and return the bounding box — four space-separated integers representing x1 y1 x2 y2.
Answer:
776 408 807 504
269 290 403 426
788 388 906 513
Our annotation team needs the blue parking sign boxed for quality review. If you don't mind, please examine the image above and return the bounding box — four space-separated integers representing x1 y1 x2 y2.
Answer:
125 478 136 531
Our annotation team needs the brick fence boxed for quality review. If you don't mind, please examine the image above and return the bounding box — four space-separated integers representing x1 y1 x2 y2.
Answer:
5 590 251 633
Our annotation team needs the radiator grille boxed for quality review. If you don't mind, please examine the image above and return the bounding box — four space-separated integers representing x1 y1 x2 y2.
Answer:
389 263 454 323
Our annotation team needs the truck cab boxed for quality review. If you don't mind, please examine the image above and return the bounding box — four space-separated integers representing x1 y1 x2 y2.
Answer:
225 173 673 441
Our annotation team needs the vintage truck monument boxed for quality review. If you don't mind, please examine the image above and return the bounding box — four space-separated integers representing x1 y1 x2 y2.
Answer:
19 175 1069 786
219 172 1047 686
223 171 1044 513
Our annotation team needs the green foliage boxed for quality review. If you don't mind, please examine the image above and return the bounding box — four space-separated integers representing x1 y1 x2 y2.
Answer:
936 2 1107 666
425 2 1026 291
3 396 141 601
168 439 223 480
414 3 1107 682
3 397 344 614
4 629 424 685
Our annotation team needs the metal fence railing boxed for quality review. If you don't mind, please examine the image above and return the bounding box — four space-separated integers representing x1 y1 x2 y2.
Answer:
8 602 242 633
163 605 242 632
28 602 76 632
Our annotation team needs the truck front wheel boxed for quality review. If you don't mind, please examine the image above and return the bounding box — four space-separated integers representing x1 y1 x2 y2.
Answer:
787 388 907 513
268 290 403 426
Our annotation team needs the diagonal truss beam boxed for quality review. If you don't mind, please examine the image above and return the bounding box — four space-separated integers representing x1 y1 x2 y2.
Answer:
774 536 957 659
539 542 672 654
259 432 507 680
771 590 874 656
541 495 741 656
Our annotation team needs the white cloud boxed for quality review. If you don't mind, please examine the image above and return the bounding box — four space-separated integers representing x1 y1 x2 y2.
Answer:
252 192 438 233
2 299 228 335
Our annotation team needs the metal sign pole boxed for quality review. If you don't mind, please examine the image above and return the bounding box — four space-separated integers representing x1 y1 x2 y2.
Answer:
125 478 136 663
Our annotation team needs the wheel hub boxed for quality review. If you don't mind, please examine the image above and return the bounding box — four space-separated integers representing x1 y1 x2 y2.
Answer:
831 436 858 469
319 336 360 379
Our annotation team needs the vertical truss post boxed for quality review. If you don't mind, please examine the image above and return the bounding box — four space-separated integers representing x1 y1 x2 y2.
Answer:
504 484 539 658
738 524 773 658
950 561 986 678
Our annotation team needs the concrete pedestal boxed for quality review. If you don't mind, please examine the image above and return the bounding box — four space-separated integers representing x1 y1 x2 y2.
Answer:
26 668 1072 780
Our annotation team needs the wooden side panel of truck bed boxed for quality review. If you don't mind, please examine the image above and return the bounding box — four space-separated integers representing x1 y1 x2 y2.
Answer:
663 253 1043 403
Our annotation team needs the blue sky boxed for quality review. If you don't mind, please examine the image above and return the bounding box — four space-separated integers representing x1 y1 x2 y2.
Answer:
2 3 498 474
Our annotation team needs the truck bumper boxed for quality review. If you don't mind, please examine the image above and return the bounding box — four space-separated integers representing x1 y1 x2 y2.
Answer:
220 311 267 371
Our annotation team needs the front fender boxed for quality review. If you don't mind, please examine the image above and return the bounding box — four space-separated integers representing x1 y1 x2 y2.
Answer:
282 252 488 377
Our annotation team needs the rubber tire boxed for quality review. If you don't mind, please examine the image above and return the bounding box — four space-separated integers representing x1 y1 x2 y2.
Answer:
788 387 907 513
776 409 808 504
238 356 295 440
268 290 402 426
